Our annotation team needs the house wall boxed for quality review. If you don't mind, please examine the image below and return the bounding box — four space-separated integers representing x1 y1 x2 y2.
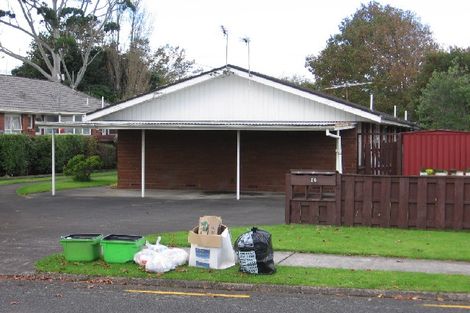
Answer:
103 74 369 123
117 129 358 192
21 114 35 136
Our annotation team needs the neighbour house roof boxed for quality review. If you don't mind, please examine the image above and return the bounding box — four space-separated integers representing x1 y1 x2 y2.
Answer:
37 65 415 130
0 74 104 115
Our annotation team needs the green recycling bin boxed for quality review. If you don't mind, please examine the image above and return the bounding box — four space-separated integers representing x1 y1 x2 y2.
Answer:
101 234 145 263
60 234 103 262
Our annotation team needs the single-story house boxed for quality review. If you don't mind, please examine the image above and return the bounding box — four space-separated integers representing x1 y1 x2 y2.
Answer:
0 74 104 135
39 65 414 197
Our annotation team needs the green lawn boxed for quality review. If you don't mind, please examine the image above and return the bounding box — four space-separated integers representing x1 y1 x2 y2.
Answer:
147 224 470 262
0 175 63 186
36 254 470 293
16 171 117 195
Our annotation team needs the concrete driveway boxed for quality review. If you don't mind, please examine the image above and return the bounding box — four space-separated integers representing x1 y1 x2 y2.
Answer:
0 185 284 274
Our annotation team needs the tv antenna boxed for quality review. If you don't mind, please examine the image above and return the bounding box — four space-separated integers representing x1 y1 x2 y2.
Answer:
241 37 251 76
221 25 228 68
324 82 372 101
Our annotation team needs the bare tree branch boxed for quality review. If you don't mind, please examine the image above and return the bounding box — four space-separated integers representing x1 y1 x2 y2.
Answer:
1 0 127 88
0 44 53 80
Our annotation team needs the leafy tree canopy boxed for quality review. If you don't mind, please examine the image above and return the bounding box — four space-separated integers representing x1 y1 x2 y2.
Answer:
417 66 470 130
306 1 437 114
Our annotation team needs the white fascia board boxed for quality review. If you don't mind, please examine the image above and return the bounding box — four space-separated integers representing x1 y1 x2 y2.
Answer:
36 121 355 131
230 68 382 124
84 73 221 121
1 109 85 115
381 120 414 128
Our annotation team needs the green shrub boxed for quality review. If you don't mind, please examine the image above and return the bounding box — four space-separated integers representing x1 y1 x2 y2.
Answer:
0 134 116 176
29 136 52 175
0 135 32 176
63 155 103 181
96 143 116 169
55 135 89 170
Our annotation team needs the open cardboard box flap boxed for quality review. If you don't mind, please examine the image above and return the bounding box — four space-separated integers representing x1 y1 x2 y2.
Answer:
188 225 228 248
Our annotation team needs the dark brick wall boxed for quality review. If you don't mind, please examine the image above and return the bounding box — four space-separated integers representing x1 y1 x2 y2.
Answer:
0 113 4 133
21 114 35 136
117 129 358 192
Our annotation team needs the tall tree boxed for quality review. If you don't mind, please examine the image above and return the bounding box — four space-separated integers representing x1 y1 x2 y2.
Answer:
0 0 133 89
149 45 201 89
121 39 151 99
306 1 437 114
417 66 470 130
416 47 470 92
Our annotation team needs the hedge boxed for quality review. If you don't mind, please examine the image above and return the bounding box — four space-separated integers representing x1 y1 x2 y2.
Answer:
0 134 116 177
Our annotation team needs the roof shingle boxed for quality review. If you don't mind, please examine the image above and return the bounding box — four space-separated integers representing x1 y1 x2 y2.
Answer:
0 75 103 114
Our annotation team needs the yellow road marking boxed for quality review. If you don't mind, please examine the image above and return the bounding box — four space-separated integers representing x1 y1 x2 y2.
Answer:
423 304 470 310
125 289 251 299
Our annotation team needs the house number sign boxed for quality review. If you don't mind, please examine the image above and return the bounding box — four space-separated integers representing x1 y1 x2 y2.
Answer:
310 177 317 183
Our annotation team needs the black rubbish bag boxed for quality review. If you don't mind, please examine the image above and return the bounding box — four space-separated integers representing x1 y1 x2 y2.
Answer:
234 227 275 274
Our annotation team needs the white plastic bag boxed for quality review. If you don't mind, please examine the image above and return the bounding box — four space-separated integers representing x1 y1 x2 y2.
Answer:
145 254 174 273
133 249 158 267
133 237 189 273
163 248 188 267
144 236 168 253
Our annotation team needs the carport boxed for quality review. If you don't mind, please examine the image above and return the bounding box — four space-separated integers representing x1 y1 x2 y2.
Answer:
38 65 412 199
46 122 352 199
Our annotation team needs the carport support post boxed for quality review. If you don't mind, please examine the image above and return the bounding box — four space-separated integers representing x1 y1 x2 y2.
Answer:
141 129 145 198
52 128 56 196
236 130 240 200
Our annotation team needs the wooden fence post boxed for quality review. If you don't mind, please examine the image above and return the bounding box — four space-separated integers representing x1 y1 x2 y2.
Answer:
453 178 464 229
436 178 446 229
396 133 403 175
398 177 409 228
334 173 342 225
416 178 428 228
285 173 292 224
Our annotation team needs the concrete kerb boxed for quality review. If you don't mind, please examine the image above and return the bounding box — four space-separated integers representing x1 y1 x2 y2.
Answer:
2 273 470 302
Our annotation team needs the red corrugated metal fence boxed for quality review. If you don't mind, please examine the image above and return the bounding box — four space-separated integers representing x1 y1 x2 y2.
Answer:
402 131 470 175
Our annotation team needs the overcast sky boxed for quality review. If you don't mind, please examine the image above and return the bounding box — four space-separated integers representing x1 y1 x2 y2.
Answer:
1 0 470 79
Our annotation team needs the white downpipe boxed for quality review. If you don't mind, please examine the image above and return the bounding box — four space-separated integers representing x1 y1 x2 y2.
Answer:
236 130 240 200
326 130 343 174
141 129 145 198
52 128 56 196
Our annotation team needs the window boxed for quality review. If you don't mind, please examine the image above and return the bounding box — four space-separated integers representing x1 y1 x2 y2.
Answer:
73 114 90 135
60 115 74 134
4 114 22 134
35 115 43 134
43 115 59 134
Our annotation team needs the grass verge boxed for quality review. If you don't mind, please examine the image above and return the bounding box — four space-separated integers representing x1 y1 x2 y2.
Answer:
147 224 470 262
36 254 470 293
0 175 63 186
16 171 117 195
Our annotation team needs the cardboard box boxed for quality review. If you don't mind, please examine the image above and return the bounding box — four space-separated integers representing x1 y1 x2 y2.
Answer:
198 216 222 235
188 224 235 269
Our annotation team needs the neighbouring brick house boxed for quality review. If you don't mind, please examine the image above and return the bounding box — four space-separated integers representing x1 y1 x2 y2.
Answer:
0 74 104 135
41 65 414 196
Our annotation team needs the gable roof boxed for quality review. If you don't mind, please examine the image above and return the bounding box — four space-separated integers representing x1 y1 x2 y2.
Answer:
0 75 104 115
84 65 415 128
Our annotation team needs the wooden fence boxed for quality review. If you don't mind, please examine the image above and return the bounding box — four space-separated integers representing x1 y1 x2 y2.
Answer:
285 171 470 230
